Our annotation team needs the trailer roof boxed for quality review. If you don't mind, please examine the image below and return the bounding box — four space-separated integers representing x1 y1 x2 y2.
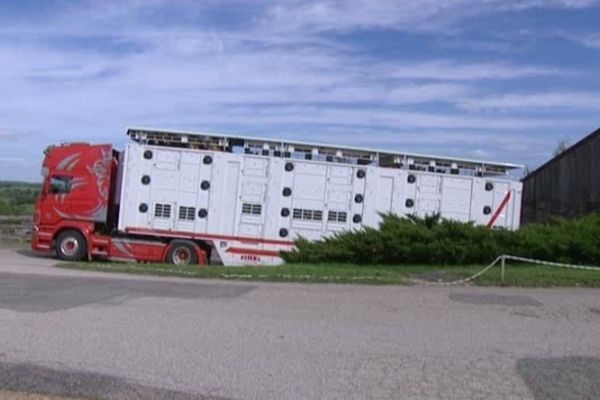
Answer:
127 127 522 176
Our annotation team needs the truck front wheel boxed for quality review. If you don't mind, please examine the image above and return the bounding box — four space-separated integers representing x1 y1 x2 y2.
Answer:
55 230 88 261
165 241 199 265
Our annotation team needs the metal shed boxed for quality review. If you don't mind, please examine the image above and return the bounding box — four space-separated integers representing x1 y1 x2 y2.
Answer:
521 127 600 224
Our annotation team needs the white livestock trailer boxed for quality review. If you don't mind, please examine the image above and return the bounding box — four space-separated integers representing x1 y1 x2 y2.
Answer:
117 128 522 265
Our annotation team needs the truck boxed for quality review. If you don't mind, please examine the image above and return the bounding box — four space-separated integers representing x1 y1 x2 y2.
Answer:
32 128 523 266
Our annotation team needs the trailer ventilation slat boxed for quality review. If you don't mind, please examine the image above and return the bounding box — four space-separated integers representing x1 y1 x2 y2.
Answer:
154 203 171 219
178 206 196 221
242 203 262 215
328 211 348 223
293 208 323 221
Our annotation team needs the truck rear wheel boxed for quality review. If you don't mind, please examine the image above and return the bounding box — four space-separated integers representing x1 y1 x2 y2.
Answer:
165 241 199 265
55 230 87 261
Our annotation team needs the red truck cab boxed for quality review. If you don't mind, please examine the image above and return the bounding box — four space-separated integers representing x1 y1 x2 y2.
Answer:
32 142 209 265
32 143 117 260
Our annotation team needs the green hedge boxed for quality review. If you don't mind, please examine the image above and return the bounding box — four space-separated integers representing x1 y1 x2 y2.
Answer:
0 181 40 216
281 213 600 265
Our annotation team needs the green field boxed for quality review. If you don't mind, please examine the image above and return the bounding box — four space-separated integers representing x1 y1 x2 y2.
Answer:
57 261 600 287
0 181 40 215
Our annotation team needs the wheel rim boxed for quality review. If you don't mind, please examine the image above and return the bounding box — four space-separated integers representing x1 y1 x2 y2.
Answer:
173 247 192 265
60 237 79 257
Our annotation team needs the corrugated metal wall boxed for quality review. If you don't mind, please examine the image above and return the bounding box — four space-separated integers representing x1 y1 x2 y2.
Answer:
522 128 600 224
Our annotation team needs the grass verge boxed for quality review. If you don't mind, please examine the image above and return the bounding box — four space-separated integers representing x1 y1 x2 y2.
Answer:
57 262 410 285
0 240 28 249
56 261 600 287
450 264 600 287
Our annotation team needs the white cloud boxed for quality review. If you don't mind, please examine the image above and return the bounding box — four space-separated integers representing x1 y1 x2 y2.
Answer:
558 31 600 49
261 0 600 34
192 82 473 105
383 60 562 81
0 156 28 164
577 34 600 48
551 0 600 7
459 92 600 111
0 132 19 141
202 105 585 130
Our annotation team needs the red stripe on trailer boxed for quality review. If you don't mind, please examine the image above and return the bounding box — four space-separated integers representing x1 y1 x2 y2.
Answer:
124 227 295 246
487 191 512 228
226 247 281 257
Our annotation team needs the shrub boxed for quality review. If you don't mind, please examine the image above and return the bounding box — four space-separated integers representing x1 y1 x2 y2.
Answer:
281 213 600 265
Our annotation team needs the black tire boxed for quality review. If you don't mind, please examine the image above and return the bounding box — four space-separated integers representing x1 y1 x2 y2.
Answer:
165 241 199 265
55 230 87 261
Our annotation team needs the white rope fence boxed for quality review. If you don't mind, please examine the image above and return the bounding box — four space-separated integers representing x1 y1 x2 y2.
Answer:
411 254 600 286
502 255 600 272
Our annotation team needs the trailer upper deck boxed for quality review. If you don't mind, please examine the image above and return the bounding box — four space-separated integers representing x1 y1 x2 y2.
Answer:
127 127 521 177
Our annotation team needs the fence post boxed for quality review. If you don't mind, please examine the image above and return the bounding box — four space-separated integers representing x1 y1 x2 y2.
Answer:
501 255 506 286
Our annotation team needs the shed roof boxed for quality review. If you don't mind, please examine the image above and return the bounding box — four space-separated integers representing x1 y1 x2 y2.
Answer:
522 126 600 182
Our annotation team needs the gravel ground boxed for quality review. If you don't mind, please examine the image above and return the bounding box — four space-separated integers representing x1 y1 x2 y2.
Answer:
1 248 600 400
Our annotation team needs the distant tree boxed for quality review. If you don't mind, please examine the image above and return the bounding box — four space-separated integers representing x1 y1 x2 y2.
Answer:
0 181 40 216
553 140 570 157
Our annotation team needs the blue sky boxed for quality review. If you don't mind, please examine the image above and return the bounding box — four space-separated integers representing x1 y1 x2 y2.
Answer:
1 0 599 181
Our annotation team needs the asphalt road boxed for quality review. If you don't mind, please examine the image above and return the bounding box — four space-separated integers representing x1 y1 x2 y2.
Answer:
1 247 600 400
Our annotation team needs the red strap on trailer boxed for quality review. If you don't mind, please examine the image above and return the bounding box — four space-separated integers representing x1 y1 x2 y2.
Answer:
487 191 512 229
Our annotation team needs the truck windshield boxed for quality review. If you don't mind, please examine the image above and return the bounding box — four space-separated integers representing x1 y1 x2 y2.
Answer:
50 175 73 194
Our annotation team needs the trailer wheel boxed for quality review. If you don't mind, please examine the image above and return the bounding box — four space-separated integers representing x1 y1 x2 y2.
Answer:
166 241 199 265
55 230 87 261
